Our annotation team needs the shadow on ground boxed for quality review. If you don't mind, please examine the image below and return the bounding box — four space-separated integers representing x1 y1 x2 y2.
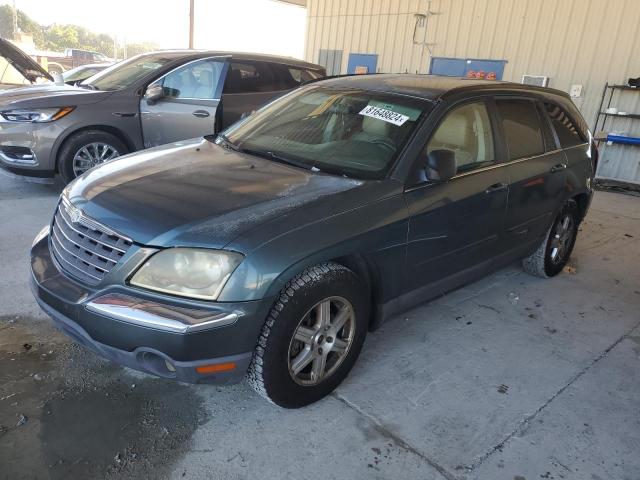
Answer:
0 315 205 480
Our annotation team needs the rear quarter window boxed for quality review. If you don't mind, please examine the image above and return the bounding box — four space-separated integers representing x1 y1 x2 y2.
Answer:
496 99 545 160
545 103 587 148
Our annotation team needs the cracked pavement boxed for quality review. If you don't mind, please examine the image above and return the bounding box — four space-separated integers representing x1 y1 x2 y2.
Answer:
1 173 639 480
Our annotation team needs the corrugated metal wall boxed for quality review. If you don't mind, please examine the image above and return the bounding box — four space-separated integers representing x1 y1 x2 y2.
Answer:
304 0 640 184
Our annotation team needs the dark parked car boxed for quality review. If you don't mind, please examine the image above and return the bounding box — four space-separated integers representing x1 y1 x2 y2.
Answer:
30 75 595 408
0 50 324 182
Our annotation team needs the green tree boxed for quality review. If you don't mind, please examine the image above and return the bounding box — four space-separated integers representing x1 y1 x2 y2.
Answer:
0 6 159 58
124 42 159 58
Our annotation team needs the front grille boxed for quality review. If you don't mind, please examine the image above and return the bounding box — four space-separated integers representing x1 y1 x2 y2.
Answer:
50 199 133 285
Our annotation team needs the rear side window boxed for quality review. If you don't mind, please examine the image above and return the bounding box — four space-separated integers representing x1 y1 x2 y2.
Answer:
223 61 280 94
545 103 586 148
496 100 545 160
269 65 324 90
288 67 323 84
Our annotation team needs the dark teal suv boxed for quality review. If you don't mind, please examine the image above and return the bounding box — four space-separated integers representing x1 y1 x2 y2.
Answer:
30 75 595 407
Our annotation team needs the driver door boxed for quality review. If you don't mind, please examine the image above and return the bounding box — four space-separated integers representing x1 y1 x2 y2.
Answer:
140 57 228 148
403 100 509 296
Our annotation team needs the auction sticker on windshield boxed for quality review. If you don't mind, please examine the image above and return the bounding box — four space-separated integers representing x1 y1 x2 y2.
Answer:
359 105 409 126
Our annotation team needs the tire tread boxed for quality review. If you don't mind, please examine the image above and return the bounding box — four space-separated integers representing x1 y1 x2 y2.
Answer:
246 262 351 404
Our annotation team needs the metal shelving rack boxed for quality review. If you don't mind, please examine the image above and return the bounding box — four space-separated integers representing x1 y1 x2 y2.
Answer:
594 82 640 144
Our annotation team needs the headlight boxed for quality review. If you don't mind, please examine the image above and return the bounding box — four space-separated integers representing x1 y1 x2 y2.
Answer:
130 248 243 301
0 106 74 123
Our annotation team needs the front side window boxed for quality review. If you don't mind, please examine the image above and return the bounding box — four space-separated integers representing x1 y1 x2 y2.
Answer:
496 99 545 160
426 102 495 175
161 59 226 100
222 87 430 179
545 103 586 148
84 54 175 91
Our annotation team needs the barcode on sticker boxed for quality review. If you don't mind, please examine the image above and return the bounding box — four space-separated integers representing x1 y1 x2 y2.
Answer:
359 105 409 126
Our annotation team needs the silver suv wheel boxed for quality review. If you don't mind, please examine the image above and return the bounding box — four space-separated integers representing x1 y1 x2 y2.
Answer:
72 142 120 177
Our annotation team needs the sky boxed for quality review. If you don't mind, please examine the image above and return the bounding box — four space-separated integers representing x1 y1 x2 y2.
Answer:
3 0 306 58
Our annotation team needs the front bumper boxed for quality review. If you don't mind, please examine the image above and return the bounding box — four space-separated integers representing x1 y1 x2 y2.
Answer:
0 120 61 176
30 232 274 384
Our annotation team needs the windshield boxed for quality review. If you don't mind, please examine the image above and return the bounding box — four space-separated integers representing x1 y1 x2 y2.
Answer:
223 86 431 179
82 54 174 91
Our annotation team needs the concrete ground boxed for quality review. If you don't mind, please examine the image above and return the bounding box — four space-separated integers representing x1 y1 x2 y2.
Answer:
1 172 639 480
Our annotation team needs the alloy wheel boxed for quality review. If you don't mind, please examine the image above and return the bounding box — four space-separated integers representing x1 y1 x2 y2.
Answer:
287 296 356 386
549 213 575 264
72 142 120 177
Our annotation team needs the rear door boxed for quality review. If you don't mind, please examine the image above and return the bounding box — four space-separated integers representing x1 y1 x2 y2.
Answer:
496 98 568 249
404 99 509 295
140 57 228 148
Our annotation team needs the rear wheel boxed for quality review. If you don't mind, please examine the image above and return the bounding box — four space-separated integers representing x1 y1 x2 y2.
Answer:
59 130 127 183
523 201 579 278
247 263 369 408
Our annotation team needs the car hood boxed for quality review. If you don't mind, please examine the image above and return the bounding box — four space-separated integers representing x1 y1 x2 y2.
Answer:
0 84 112 108
0 38 53 83
65 138 366 248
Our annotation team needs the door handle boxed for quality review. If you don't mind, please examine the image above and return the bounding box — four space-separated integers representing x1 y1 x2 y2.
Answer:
550 163 567 173
192 110 210 118
485 182 508 194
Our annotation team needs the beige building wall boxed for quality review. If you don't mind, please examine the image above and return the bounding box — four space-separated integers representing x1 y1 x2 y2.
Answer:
304 0 640 183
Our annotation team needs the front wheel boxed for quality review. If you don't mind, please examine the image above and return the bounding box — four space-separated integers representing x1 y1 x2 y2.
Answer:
58 130 127 183
247 263 369 408
523 201 579 278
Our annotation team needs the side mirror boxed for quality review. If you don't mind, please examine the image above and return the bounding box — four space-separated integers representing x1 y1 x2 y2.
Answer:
144 84 164 105
426 149 456 182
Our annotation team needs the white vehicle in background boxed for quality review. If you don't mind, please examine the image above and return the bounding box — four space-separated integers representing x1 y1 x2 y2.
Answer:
62 63 112 85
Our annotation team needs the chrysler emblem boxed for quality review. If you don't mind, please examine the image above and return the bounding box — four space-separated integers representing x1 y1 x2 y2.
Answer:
68 205 83 223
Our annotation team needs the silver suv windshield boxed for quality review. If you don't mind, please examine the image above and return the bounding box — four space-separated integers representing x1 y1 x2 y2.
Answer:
222 86 431 179
82 53 175 91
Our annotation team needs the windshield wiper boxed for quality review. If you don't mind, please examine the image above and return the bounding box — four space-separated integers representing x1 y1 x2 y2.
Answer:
241 148 316 172
211 133 240 152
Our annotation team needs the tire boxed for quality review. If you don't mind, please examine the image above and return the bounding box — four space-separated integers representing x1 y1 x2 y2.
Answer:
522 201 579 278
247 263 369 408
58 130 128 184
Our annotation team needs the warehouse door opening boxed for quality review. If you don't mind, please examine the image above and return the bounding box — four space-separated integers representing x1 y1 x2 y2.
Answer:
318 49 343 76
429 57 507 80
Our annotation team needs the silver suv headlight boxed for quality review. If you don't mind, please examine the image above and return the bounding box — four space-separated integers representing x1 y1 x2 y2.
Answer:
0 106 74 123
130 248 243 301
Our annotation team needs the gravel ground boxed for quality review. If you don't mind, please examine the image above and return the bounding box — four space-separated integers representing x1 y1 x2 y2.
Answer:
1 172 639 480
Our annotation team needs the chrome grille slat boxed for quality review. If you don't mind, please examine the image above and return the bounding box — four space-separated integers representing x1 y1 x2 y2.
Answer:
49 200 133 285
51 226 110 272
50 236 102 282
57 206 129 253
54 211 122 264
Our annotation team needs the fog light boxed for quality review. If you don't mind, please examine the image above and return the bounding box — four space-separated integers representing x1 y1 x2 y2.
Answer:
0 146 38 165
195 362 236 374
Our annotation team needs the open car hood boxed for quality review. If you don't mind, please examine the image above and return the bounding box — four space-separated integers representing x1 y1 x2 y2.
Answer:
0 38 53 84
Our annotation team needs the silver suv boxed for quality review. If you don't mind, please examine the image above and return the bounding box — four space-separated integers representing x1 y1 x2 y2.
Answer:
0 50 325 183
